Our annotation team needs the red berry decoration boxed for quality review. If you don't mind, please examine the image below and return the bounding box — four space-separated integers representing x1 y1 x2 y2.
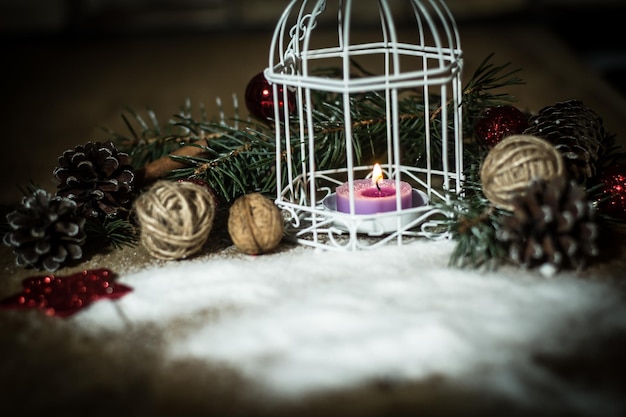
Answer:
595 162 626 221
474 105 529 148
245 71 296 122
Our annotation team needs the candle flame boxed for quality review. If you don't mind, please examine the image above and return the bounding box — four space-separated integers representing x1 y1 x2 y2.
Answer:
371 163 383 187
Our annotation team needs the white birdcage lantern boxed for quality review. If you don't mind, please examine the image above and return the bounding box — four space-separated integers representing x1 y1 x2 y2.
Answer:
265 0 464 250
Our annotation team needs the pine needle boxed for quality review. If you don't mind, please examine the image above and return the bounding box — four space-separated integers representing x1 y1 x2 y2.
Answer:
84 217 137 250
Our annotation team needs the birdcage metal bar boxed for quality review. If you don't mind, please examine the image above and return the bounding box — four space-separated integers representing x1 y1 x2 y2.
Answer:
266 0 464 251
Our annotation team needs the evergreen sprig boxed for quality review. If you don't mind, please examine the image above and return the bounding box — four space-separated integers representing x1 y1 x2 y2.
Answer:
104 54 524 205
84 217 138 250
165 124 280 200
101 99 207 171
462 52 525 131
436 177 509 269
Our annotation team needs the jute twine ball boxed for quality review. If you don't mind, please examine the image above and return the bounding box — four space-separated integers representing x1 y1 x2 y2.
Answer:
134 180 217 260
480 134 564 210
228 193 284 255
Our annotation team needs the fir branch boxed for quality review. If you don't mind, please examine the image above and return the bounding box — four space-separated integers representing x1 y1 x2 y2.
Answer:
433 155 509 269
462 52 525 135
436 188 509 269
102 53 524 206
101 100 214 170
463 52 524 106
163 122 280 201
84 217 138 250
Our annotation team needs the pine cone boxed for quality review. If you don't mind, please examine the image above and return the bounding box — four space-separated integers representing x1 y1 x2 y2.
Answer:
523 100 607 185
3 189 87 272
53 141 135 218
496 176 598 275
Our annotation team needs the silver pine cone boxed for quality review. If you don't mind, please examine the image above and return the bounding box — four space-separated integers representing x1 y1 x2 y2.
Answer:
3 189 86 271
496 176 598 276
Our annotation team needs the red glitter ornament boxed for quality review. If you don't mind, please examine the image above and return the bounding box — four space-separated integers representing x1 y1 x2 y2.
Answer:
0 268 132 317
595 162 626 221
474 105 529 148
245 71 296 122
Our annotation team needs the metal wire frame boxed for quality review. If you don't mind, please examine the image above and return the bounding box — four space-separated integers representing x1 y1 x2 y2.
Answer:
265 0 464 250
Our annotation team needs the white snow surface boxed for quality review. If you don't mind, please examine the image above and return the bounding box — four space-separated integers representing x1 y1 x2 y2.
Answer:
74 239 626 415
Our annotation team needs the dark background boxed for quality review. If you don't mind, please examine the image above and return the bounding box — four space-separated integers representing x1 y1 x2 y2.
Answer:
2 0 625 95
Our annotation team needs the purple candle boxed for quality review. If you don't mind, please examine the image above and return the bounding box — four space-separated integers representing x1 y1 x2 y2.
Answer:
335 164 412 214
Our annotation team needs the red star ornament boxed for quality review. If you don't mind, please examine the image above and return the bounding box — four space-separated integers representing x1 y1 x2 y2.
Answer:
0 268 132 317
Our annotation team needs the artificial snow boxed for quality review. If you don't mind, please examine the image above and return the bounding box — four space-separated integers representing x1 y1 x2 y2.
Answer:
74 239 626 415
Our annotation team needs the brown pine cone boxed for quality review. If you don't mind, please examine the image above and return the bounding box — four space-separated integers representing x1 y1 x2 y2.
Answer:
496 175 598 275
53 141 135 218
523 100 607 185
3 189 86 271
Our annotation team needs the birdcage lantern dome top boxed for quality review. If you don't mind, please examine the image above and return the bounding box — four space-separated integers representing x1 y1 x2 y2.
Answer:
265 0 463 91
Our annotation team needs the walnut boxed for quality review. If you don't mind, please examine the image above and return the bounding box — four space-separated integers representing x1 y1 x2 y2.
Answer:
228 193 284 255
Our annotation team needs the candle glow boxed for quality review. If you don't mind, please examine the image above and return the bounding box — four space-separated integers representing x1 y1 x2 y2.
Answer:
335 164 412 214
372 163 383 189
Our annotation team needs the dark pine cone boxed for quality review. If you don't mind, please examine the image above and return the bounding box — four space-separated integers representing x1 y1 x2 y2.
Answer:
3 189 87 272
523 99 607 185
53 141 135 218
496 176 598 276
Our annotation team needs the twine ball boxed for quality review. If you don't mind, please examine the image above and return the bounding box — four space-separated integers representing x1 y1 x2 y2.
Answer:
480 134 564 210
134 180 217 260
228 193 284 255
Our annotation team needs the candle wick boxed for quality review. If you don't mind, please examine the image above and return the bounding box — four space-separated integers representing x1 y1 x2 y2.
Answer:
375 179 381 191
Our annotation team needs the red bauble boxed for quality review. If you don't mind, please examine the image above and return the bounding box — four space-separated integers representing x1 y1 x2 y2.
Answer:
595 162 626 221
245 71 296 122
474 105 529 148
